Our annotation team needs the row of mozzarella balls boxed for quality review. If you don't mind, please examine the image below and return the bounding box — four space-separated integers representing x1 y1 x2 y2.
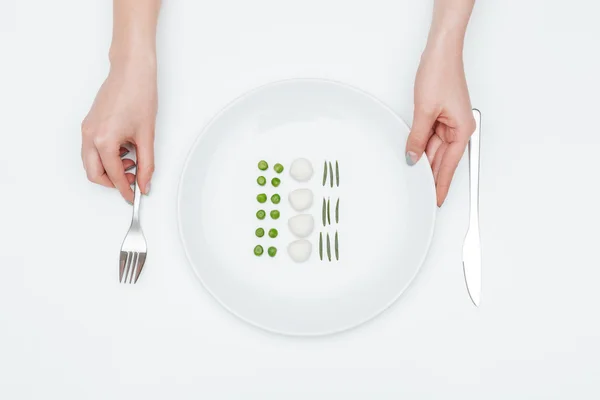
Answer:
287 158 314 263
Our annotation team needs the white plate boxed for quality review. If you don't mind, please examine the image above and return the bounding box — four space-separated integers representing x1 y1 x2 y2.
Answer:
178 79 436 336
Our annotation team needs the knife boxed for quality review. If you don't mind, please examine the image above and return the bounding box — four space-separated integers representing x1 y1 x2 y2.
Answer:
462 109 482 307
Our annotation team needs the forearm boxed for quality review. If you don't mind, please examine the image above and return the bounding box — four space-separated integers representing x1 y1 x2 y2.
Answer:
109 0 161 67
426 0 475 53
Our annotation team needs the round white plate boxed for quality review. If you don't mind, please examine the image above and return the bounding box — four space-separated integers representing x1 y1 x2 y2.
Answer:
178 79 436 336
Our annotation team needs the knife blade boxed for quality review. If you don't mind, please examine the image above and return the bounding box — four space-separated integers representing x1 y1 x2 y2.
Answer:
462 109 482 307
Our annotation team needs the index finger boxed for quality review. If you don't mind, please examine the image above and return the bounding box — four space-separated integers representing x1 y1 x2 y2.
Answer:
435 140 468 207
98 145 134 203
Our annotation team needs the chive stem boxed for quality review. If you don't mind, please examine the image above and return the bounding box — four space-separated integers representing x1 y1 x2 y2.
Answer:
319 233 323 260
335 231 339 260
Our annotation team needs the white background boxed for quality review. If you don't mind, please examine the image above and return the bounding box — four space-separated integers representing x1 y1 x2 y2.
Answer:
1 0 599 398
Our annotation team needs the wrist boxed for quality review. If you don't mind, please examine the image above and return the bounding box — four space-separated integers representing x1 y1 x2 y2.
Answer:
109 42 156 71
426 1 472 54
425 27 465 58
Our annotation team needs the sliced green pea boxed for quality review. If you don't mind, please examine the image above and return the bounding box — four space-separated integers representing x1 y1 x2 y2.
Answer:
255 227 265 237
268 247 277 257
274 163 284 173
270 210 280 220
256 210 266 220
268 228 278 238
271 194 281 204
257 176 266 186
254 245 264 256
257 193 267 203
258 160 268 171
271 177 281 187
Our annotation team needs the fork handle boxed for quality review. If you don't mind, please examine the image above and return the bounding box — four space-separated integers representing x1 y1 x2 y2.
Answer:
468 109 481 231
132 175 142 223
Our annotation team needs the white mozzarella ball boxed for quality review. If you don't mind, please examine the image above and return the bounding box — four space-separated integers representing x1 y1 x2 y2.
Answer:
287 240 312 263
289 158 313 182
288 214 314 238
288 189 313 211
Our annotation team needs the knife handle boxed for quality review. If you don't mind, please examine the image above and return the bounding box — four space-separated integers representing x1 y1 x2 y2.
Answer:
468 109 481 230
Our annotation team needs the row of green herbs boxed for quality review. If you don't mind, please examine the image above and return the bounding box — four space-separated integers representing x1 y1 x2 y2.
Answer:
322 160 339 187
318 232 339 261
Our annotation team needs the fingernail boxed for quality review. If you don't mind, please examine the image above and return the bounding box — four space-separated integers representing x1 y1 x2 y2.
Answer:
145 182 151 195
126 200 133 206
406 151 418 166
120 150 130 158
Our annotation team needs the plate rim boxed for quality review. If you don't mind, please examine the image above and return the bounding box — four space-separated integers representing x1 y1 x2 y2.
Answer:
177 78 437 336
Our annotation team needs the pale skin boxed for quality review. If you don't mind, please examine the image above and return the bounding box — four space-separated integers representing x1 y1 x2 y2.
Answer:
406 0 476 206
82 0 475 207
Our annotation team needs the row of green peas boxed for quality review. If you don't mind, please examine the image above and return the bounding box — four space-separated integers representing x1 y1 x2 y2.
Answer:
254 160 284 257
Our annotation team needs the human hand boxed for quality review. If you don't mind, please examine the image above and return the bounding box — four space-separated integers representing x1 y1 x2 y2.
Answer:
405 44 475 207
81 60 157 203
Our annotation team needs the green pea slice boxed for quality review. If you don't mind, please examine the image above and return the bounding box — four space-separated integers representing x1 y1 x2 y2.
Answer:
274 163 284 174
335 161 339 187
258 160 268 171
257 176 266 186
256 210 266 220
271 194 281 204
255 227 264 237
270 210 280 220
329 162 333 188
335 198 339 224
322 161 327 186
268 228 278 238
254 245 264 256
268 247 277 257
257 193 267 203
322 198 326 227
271 177 281 187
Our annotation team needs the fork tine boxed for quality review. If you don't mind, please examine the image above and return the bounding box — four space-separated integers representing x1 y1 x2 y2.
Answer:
133 253 146 284
119 251 128 282
129 252 139 284
122 251 133 284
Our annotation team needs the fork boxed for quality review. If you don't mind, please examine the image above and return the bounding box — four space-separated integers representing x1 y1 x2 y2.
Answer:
119 172 147 283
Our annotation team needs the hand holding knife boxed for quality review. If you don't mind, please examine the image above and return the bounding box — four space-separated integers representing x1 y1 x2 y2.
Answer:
462 109 482 306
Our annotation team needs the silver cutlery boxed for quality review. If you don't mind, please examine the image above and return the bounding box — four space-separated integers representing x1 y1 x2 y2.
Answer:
462 109 482 306
119 169 147 283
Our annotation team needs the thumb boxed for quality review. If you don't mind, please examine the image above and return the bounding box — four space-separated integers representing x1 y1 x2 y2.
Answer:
406 107 437 166
135 132 155 195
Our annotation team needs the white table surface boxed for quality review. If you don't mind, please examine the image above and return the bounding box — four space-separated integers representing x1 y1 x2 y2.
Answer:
1 0 600 398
